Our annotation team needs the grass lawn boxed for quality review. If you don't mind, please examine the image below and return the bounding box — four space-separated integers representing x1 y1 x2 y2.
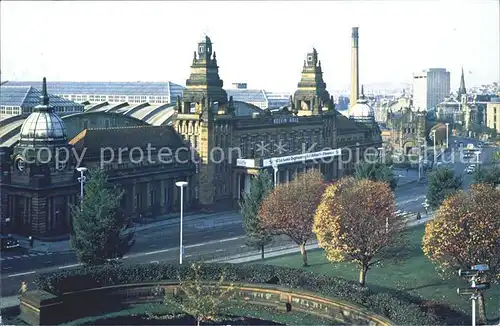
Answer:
255 225 500 321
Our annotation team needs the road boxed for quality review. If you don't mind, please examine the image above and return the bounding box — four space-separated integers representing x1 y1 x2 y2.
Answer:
2 140 496 298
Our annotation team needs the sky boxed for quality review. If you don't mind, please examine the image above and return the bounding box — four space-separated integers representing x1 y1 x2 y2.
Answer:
1 0 499 93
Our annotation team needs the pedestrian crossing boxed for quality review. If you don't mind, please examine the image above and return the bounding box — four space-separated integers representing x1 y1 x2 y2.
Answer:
0 252 53 261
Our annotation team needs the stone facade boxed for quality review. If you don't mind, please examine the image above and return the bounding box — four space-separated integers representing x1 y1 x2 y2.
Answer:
385 107 427 154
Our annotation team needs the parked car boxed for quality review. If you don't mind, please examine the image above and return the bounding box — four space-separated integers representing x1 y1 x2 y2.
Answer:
0 235 20 251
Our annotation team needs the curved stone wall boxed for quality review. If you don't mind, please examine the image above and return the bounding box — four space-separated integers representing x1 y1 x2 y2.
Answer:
20 282 393 325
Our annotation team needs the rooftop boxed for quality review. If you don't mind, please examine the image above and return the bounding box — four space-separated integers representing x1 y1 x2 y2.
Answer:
0 86 84 109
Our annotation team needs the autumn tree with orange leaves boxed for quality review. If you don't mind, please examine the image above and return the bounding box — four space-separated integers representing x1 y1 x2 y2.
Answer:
313 177 406 287
259 169 326 267
422 183 500 324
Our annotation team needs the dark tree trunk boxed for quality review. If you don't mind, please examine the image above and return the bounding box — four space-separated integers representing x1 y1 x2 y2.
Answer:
261 244 265 259
299 243 308 267
359 264 369 286
477 292 486 325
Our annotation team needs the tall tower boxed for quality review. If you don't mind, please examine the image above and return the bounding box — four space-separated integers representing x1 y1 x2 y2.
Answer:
349 27 360 115
292 48 334 116
175 35 232 206
458 66 467 99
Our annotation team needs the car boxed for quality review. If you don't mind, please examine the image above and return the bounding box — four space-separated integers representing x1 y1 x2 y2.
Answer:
465 165 476 174
0 235 20 251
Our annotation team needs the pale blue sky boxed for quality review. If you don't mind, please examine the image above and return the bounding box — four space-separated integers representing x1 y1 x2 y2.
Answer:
1 0 498 92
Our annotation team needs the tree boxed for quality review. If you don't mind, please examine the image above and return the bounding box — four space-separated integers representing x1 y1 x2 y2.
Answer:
426 167 462 210
166 263 234 326
313 177 406 287
71 168 127 265
354 161 398 191
259 169 326 267
472 166 500 188
430 123 447 145
493 150 500 163
239 170 274 259
422 184 500 324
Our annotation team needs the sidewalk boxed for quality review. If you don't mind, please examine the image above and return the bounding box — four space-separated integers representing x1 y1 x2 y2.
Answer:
11 210 238 253
0 214 435 310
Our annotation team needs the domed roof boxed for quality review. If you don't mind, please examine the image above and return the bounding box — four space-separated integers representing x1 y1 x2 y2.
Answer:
20 111 67 141
349 85 374 120
19 77 67 143
350 98 374 119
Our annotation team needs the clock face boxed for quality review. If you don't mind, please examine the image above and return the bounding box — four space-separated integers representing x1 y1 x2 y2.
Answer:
15 157 25 172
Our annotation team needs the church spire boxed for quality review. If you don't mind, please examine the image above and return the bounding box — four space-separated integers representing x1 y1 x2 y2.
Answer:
458 66 467 98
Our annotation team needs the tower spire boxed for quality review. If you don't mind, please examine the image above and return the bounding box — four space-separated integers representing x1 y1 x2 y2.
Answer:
40 77 49 106
458 66 467 98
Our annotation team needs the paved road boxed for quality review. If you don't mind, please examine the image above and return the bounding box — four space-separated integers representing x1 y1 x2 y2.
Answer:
6 142 497 298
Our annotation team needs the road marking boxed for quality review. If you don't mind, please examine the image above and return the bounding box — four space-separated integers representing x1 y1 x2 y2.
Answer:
240 245 246 248
45 261 52 264
150 260 159 264
6 257 13 260
215 249 226 252
8 271 36 278
149 244 157 247
29 254 38 257
186 236 244 249
142 248 173 256
184 254 192 258
0 258 4 261
58 264 81 269
21 255 29 258
122 255 130 259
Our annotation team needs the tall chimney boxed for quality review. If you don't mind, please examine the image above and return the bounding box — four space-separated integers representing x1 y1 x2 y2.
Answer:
350 27 359 114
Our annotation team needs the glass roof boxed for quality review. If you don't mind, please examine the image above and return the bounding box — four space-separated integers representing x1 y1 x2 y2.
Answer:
226 89 267 102
4 81 186 97
0 86 84 109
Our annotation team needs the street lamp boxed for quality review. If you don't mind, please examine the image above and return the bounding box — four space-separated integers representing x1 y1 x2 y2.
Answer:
175 181 188 265
445 123 450 149
76 167 88 211
271 160 278 188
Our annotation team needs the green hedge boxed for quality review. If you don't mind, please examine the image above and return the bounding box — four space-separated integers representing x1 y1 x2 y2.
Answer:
34 263 464 325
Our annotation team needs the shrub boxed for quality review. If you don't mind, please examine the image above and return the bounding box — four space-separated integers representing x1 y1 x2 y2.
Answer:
34 263 466 325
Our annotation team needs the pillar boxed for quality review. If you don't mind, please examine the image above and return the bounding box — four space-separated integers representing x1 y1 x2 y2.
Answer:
132 184 136 213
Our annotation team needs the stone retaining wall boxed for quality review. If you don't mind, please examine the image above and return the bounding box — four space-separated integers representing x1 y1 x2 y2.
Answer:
20 282 393 325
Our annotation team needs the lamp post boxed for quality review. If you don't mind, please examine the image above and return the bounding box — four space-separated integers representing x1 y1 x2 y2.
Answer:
445 123 450 149
272 160 278 188
76 167 87 211
377 147 384 163
175 181 188 265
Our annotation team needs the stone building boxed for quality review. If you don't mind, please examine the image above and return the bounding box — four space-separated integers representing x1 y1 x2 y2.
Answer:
0 33 380 236
385 107 427 154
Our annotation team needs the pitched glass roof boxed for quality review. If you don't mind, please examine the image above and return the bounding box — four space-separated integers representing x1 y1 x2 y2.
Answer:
226 89 267 103
4 81 185 97
0 86 84 109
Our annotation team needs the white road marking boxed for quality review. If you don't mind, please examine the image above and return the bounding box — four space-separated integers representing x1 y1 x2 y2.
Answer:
21 255 29 258
29 254 38 257
240 245 246 248
186 236 244 249
149 244 157 247
142 248 173 256
150 261 159 264
58 264 81 269
6 257 13 260
184 254 192 258
122 255 130 259
215 249 225 252
0 258 4 261
8 271 36 278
